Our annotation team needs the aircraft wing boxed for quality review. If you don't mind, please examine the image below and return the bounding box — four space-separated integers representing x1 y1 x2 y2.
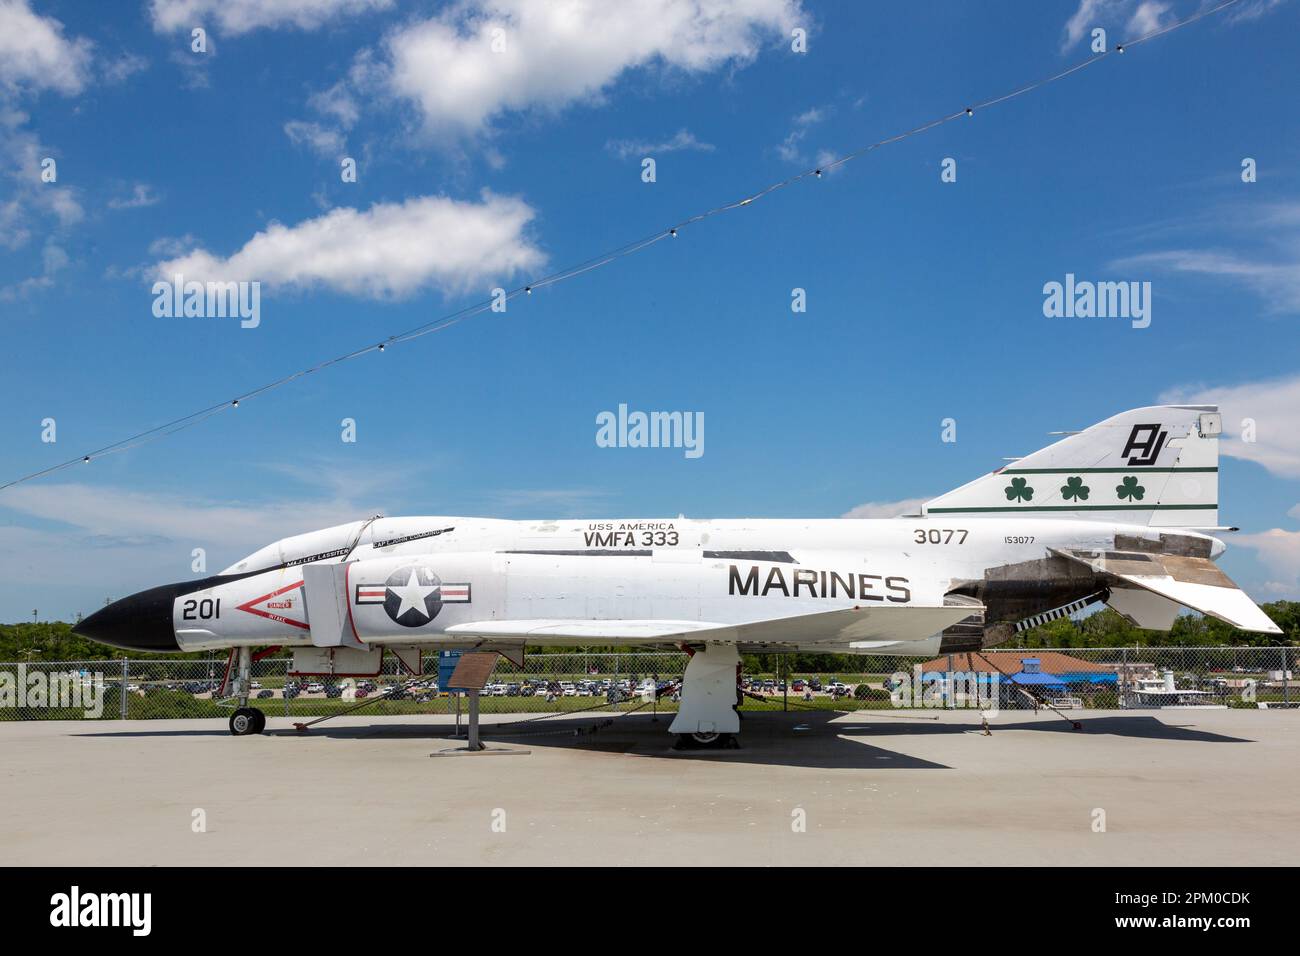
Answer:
444 602 980 651
1051 548 1281 634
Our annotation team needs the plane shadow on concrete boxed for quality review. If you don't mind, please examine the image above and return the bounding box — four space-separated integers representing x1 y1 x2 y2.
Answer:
71 710 1252 770
71 712 947 769
833 713 1254 744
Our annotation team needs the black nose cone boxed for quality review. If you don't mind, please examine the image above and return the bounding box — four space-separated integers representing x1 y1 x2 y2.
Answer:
75 584 182 652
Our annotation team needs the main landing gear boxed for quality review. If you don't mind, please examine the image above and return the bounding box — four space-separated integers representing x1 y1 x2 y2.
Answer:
670 643 741 750
227 646 265 736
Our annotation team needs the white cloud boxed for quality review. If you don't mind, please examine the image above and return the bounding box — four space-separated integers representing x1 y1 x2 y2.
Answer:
310 80 362 128
1126 0 1173 36
149 0 393 36
147 233 199 258
841 497 929 519
480 487 614 514
774 105 825 163
1062 0 1284 51
0 237 68 301
1227 0 1288 23
1116 247 1300 314
1062 0 1119 51
284 119 347 157
107 183 161 210
0 480 390 618
1160 374 1300 478
604 128 714 160
1061 0 1172 52
1233 528 1300 599
0 108 83 272
378 0 802 135
101 52 148 85
1 482 368 552
1111 201 1300 315
150 191 546 299
0 0 94 95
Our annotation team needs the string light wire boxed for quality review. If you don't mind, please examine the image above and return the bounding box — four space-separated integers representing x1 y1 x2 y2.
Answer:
0 0 1245 492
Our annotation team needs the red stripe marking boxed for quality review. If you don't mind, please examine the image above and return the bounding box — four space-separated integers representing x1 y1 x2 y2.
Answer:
236 580 309 630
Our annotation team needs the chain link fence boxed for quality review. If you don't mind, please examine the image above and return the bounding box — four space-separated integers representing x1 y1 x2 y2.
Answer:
0 646 1293 720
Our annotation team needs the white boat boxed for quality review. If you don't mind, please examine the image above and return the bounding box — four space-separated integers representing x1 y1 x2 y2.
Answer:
1128 670 1216 707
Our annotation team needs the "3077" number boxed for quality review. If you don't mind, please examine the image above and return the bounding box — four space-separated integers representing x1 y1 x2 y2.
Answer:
913 528 968 544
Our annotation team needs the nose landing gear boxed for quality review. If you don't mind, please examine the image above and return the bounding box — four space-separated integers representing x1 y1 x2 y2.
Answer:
230 707 265 735
225 646 266 735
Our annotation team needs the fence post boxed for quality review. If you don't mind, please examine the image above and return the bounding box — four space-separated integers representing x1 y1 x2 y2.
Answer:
1120 646 1128 709
1283 646 1290 707
119 657 128 720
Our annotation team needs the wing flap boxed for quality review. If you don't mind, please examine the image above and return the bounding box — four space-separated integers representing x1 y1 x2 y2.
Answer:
1052 548 1281 634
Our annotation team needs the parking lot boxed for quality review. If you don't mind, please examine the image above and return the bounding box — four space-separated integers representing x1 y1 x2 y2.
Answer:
2 708 1296 866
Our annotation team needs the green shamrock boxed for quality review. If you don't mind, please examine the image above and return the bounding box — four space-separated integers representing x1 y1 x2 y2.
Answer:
1061 476 1090 501
1116 476 1146 501
1004 477 1034 502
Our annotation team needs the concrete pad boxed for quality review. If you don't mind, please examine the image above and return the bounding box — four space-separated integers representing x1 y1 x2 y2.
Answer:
1 709 1296 866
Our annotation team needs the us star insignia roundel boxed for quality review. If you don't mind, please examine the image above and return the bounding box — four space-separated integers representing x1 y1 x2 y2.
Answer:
354 565 471 627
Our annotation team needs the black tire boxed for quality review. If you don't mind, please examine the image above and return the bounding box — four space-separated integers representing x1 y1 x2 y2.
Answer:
229 707 260 736
250 709 267 734
673 732 739 750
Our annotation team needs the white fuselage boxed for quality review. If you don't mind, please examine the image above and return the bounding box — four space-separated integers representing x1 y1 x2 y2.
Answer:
167 515 1213 653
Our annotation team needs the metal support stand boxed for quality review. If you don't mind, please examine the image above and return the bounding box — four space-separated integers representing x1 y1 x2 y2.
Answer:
467 689 483 751
431 689 529 757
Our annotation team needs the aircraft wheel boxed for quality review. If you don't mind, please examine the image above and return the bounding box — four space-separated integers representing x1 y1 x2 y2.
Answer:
230 708 262 736
673 732 739 750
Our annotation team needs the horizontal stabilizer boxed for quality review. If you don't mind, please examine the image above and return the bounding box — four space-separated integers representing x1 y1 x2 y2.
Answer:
445 602 982 650
1051 548 1281 634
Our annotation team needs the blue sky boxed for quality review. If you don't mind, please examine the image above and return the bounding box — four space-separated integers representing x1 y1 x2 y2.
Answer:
2 0 1299 622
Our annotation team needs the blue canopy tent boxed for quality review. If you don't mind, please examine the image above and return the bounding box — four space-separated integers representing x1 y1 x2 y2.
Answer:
1007 671 1068 693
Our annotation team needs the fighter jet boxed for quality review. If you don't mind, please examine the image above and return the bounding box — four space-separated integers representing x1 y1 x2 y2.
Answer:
75 404 1280 745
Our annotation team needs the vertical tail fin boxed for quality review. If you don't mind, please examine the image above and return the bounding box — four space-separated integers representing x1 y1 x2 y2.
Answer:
923 405 1220 527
